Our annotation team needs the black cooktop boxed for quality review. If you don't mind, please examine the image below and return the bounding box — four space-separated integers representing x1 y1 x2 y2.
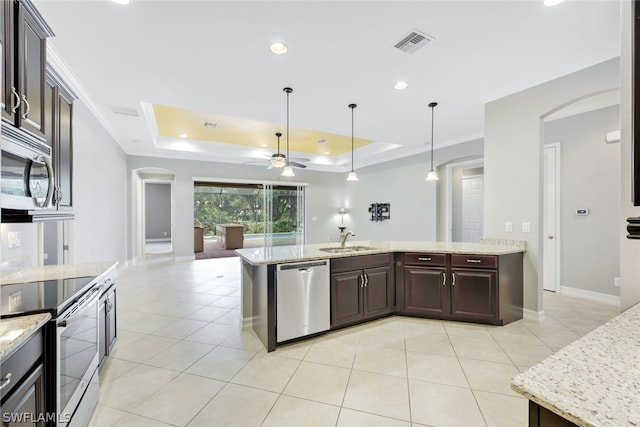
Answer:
1 276 97 317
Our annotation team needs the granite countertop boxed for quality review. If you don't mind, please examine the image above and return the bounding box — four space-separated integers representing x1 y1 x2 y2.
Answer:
0 313 51 360
511 303 640 427
0 261 118 285
235 238 526 265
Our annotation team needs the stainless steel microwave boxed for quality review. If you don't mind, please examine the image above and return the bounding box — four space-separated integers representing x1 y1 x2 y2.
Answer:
1 135 54 210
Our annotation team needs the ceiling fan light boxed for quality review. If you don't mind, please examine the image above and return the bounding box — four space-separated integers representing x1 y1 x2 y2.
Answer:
271 154 286 168
347 171 359 181
426 170 439 181
282 164 295 177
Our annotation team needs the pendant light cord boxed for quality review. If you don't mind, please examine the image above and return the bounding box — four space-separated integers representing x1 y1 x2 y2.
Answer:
429 102 437 171
430 104 434 171
286 89 291 161
349 103 357 171
351 106 354 171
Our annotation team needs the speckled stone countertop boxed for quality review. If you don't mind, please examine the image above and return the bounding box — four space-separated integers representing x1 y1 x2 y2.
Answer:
0 261 118 285
0 313 50 360
511 303 640 427
235 239 525 265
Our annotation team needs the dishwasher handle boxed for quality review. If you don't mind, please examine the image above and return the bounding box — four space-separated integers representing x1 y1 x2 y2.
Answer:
279 261 328 271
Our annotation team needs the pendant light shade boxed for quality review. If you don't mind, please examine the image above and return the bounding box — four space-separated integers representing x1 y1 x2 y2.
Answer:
282 87 295 177
426 102 439 181
347 103 358 181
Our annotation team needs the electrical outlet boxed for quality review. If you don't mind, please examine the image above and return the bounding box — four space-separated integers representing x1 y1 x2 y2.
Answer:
9 291 22 311
522 222 531 233
614 277 621 287
43 253 49 260
7 232 21 248
505 222 513 232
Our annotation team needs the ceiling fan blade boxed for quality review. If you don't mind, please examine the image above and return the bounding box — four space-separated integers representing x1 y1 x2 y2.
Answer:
289 157 310 163
243 160 269 165
289 161 307 169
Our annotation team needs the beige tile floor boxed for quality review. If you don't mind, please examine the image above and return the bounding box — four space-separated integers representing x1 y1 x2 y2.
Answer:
89 257 621 427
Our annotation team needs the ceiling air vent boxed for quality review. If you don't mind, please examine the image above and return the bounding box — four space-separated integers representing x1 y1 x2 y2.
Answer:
394 30 434 54
110 105 139 117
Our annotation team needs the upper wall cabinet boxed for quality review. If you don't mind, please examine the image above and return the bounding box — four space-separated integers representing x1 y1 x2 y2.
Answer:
1 0 54 143
45 68 76 212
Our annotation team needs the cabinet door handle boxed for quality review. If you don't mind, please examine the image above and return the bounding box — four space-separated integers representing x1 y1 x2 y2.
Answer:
10 87 20 113
0 373 12 390
466 259 482 264
418 257 432 261
364 274 368 287
21 95 30 119
359 274 363 288
452 272 457 286
442 272 446 286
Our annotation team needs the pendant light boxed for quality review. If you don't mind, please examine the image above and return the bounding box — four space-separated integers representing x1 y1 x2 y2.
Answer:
347 103 358 181
281 87 295 177
271 132 286 168
426 102 439 181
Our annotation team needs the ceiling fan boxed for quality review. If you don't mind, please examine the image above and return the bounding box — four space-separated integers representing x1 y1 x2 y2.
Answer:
244 132 309 169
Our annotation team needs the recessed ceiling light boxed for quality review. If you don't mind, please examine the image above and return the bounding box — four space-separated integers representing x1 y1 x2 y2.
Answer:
178 133 187 138
394 81 409 90
261 144 268 147
112 0 130 4
324 151 330 155
317 139 328 144
543 0 565 6
270 42 288 55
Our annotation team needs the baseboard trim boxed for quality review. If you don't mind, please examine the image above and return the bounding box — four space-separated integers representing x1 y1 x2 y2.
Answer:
560 286 620 307
145 238 172 243
242 317 254 330
523 308 545 322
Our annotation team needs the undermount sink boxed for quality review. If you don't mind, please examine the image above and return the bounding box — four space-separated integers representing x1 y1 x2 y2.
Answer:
319 246 375 253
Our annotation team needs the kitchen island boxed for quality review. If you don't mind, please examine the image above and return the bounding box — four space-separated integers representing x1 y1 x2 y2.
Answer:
511 303 640 427
236 239 525 351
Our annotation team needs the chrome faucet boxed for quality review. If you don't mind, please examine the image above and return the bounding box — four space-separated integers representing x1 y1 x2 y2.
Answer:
339 227 355 247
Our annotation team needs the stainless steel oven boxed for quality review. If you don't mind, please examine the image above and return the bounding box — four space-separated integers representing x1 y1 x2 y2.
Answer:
56 284 100 426
0 137 54 210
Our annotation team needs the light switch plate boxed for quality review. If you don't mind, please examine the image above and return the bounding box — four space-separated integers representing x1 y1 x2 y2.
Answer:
505 222 513 232
8 232 21 248
522 222 531 233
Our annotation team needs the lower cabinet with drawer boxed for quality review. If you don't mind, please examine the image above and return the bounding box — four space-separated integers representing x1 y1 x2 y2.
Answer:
330 253 394 329
398 252 523 325
0 329 46 425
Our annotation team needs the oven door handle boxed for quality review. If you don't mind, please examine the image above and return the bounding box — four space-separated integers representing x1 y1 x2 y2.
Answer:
58 286 101 328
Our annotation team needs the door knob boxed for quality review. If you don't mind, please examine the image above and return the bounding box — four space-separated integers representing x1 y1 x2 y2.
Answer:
546 235 554 240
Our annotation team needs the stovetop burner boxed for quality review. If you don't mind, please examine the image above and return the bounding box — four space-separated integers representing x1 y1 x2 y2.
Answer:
1 276 97 317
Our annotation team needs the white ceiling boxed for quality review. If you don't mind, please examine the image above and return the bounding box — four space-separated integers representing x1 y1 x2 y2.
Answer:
33 0 621 173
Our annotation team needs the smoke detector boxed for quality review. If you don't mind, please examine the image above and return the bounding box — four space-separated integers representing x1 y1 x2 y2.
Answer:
394 29 434 54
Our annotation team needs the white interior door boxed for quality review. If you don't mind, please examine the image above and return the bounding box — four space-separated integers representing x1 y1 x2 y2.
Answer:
461 175 483 242
543 144 560 292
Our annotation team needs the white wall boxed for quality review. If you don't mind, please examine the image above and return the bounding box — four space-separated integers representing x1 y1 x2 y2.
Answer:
544 105 620 297
343 140 483 241
145 182 172 240
0 223 40 268
619 1 640 310
71 101 128 265
484 58 620 314
127 156 345 260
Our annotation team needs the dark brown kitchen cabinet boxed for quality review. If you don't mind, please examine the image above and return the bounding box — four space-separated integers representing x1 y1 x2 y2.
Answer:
401 253 449 316
44 68 75 211
1 0 54 142
330 253 393 328
99 283 117 368
398 252 523 326
450 268 498 321
0 328 46 425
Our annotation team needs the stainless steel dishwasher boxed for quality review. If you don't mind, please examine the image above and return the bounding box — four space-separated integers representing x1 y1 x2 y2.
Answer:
276 260 330 342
